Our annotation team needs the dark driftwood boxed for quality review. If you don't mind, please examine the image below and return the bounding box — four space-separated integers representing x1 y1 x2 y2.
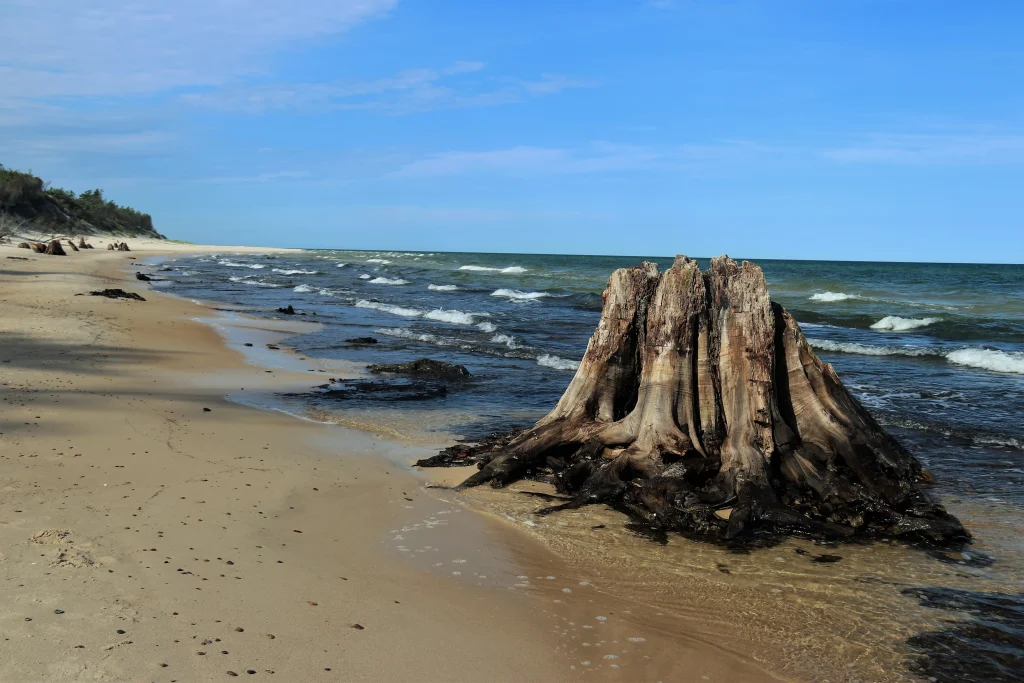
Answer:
89 289 146 301
448 255 967 546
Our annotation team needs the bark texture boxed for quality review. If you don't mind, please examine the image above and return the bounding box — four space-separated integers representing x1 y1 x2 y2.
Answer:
456 256 967 545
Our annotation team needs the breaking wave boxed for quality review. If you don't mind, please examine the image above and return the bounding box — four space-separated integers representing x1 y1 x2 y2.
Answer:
294 284 315 293
354 301 481 326
810 291 859 302
366 258 391 264
491 333 524 349
870 316 940 331
491 288 550 301
368 277 409 285
537 354 580 371
811 340 1024 375
220 260 265 269
273 268 318 275
428 284 459 291
476 322 497 333
946 348 1024 375
424 309 476 325
359 274 371 280
458 265 528 274
228 276 282 287
355 300 421 318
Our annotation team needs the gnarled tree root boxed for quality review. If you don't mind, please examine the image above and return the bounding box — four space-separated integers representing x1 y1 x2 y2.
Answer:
440 255 967 547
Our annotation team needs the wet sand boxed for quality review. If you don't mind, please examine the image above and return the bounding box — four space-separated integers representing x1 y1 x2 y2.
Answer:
0 241 779 681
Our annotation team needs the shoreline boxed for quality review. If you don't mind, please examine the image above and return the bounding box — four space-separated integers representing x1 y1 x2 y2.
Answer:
0 240 778 681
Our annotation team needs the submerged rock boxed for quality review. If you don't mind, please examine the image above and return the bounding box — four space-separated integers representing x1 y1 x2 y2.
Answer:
276 305 296 315
345 337 378 345
367 358 470 380
135 272 153 281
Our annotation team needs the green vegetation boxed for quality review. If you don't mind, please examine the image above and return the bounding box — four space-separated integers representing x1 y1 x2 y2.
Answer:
0 163 163 238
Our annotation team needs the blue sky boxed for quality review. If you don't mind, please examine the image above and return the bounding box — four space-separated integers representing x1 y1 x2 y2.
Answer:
1 0 1022 262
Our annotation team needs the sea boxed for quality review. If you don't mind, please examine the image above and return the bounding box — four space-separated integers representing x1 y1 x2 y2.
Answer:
150 249 1024 681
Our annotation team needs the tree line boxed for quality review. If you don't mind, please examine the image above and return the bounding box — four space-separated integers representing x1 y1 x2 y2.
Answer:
0 163 162 238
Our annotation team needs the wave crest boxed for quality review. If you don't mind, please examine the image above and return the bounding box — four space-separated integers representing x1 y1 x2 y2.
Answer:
220 260 265 269
458 265 528 274
870 316 940 331
428 284 458 291
537 354 580 371
368 277 409 285
491 288 550 301
947 348 1024 375
810 291 859 302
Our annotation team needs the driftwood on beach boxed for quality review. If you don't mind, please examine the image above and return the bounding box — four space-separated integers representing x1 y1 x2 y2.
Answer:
427 255 967 546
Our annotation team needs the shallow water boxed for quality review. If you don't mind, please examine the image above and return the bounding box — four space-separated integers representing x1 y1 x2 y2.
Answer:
152 249 1024 680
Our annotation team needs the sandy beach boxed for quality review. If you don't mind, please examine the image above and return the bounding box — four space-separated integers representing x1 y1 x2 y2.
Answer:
0 239 781 682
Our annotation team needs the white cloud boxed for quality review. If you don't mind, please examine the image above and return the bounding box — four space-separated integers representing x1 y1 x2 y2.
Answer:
181 65 596 114
392 141 770 177
824 132 1024 164
0 0 396 98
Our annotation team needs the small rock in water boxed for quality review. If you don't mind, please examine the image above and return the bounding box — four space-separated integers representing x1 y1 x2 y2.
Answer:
276 305 296 315
813 554 843 563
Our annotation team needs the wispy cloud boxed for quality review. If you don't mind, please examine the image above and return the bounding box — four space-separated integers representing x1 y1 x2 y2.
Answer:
0 0 397 98
181 64 598 114
825 132 1024 164
392 141 770 177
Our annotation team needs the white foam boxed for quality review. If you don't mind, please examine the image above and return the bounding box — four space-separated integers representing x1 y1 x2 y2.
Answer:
336 263 347 268
424 309 476 325
359 274 371 279
293 284 315 293
366 258 392 264
537 354 580 371
368 277 409 285
491 333 523 349
376 327 443 345
219 259 265 269
458 265 528 273
476 322 497 333
946 348 1024 375
273 268 318 275
491 288 550 301
355 301 479 326
812 339 1024 375
809 291 859 302
870 315 940 331
810 340 934 357
355 300 422 317
428 284 459 291
318 288 334 296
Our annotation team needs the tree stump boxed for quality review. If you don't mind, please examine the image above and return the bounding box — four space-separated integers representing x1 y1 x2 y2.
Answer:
453 255 967 545
44 240 66 255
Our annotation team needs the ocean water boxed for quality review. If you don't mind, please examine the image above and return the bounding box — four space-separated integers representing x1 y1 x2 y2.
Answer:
160 251 1023 485
155 249 1024 680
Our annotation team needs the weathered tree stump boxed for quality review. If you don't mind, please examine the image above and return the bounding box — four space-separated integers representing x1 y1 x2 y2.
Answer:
45 240 66 255
450 255 967 545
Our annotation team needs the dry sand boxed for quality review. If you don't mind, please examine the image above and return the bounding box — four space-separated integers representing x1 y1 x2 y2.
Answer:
0 239 778 682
